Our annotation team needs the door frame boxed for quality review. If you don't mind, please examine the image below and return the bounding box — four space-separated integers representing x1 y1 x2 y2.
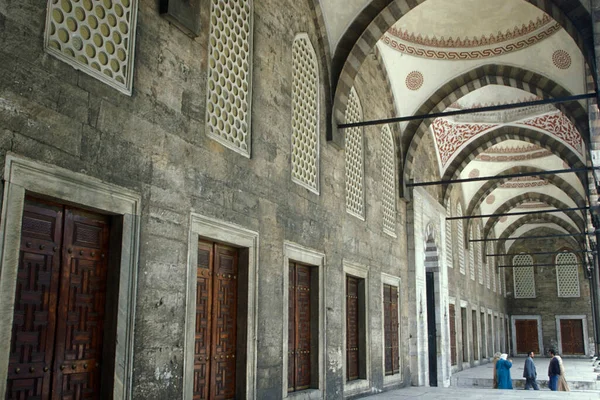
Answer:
511 315 543 356
184 213 259 399
555 315 589 356
0 154 141 399
281 241 326 399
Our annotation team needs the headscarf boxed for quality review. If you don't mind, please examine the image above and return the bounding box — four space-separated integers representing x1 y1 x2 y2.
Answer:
500 353 508 360
493 352 501 359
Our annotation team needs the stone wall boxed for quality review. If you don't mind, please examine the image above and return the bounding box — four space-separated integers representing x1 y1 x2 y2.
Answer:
0 0 410 398
506 228 594 356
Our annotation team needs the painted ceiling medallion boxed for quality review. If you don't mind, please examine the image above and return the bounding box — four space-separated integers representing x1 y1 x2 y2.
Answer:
405 71 424 90
552 50 572 69
486 194 495 204
499 216 508 223
469 169 480 178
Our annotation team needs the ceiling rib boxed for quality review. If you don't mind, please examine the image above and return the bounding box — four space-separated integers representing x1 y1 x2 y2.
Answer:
447 206 588 220
470 232 594 242
338 93 596 129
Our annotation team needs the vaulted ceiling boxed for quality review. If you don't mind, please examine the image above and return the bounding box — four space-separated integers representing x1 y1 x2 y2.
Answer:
322 0 595 259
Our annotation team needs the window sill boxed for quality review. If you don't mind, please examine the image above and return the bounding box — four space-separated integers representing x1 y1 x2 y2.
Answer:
344 379 370 396
286 388 322 400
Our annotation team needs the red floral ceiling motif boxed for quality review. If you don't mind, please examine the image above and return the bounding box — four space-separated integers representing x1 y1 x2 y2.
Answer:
520 112 583 155
432 118 497 167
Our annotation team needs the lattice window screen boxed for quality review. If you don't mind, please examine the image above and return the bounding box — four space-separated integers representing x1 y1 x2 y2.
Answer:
345 87 364 219
484 234 490 289
457 204 465 274
556 252 580 297
206 0 253 157
490 243 496 292
446 204 453 268
469 234 475 281
476 227 483 284
502 263 506 297
382 125 396 235
513 254 535 298
44 0 138 94
291 34 319 193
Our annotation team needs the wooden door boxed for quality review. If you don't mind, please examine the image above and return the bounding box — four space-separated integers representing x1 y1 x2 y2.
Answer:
288 263 312 392
560 319 585 355
194 241 238 400
471 310 478 360
515 319 539 354
6 199 110 400
426 272 437 386
383 284 399 375
346 276 359 381
449 304 456 366
460 308 468 362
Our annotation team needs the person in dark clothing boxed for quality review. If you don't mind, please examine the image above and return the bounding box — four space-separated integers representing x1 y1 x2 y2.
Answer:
523 351 539 390
548 348 560 391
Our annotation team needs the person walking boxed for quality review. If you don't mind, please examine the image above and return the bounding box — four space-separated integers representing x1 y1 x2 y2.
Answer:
496 353 513 389
492 352 502 388
523 351 539 390
556 355 570 391
548 348 560 391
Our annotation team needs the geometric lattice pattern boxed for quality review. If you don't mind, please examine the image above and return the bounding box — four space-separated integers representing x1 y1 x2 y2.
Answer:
44 0 138 95
469 230 475 281
457 204 465 274
382 125 396 235
490 243 496 292
476 227 483 285
556 252 580 297
345 87 364 219
513 254 536 298
446 204 453 268
205 0 253 157
291 34 319 193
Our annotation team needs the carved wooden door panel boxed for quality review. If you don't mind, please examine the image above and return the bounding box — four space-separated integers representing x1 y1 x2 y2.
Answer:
210 245 238 400
52 208 110 400
383 284 399 375
449 304 457 366
6 199 110 400
6 202 63 399
288 263 312 392
560 319 584 355
193 241 238 400
515 319 539 354
346 276 359 381
193 241 213 399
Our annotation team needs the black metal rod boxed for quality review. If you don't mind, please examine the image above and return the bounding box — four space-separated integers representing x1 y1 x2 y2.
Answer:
498 263 584 268
470 232 594 242
407 167 598 188
447 206 588 221
338 93 596 129
486 250 592 257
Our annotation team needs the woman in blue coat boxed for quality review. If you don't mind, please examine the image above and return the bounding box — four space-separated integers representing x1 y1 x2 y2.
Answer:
496 354 513 389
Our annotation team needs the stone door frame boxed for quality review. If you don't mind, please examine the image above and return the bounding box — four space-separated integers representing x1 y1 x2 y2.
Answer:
0 154 141 399
555 315 589 356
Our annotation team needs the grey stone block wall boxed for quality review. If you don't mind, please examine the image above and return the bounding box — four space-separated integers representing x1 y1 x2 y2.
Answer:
0 0 409 398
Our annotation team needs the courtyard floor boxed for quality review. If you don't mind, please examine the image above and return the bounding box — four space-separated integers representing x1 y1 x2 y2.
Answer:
366 357 600 399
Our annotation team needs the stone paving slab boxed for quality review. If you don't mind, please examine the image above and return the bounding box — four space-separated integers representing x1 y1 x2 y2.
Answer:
451 357 600 390
365 387 600 399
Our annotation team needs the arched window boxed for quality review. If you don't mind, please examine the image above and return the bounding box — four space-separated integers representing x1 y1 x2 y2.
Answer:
381 125 396 235
445 203 453 269
476 226 483 285
469 227 475 281
513 254 536 298
291 33 319 193
345 87 364 219
456 204 465 274
556 252 580 297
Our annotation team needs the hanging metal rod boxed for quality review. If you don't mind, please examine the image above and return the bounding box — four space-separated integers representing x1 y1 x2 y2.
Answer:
470 232 594 242
486 250 592 257
447 206 588 221
407 167 598 188
498 263 585 268
338 92 596 129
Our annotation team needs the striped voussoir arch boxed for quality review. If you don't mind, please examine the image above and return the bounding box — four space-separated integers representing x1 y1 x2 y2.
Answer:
331 0 594 134
403 66 589 186
495 214 584 254
439 124 587 202
482 192 585 241
464 165 586 233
